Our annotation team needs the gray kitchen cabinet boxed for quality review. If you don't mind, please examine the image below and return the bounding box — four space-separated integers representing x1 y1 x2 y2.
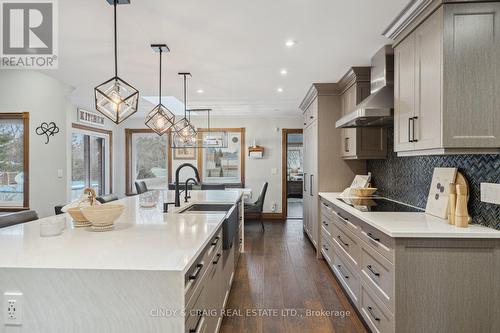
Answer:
320 197 500 333
339 67 387 159
390 1 500 156
300 83 366 256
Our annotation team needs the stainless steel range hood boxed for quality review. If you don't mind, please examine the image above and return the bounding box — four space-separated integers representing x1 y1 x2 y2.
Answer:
336 45 394 128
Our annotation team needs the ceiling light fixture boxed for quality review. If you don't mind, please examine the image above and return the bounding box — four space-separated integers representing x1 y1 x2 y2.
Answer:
173 73 197 144
144 44 175 136
285 39 296 48
94 0 139 124
277 87 284 93
280 69 288 76
197 89 204 94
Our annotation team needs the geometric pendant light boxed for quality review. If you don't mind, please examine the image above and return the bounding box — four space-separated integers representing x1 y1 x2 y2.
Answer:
94 0 139 124
173 72 197 143
145 44 176 135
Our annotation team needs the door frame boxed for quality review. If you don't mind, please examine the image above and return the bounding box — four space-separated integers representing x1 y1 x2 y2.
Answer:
281 128 303 219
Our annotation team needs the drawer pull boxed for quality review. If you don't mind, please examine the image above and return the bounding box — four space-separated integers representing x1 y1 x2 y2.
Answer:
367 265 380 277
323 244 329 251
367 306 380 322
367 232 380 242
189 263 203 281
189 312 205 333
336 264 349 279
322 220 328 226
211 236 220 246
337 235 349 247
334 211 349 221
213 253 221 265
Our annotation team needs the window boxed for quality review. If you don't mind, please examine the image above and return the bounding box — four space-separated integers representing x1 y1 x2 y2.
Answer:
198 128 245 186
0 113 29 210
71 124 112 200
125 129 170 195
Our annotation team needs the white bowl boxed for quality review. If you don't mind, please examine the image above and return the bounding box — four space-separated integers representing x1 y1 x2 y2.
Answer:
81 204 125 229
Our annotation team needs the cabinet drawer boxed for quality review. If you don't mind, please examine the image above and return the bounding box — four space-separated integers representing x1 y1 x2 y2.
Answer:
320 200 334 219
359 222 395 263
185 282 209 333
320 212 334 239
185 228 222 305
330 238 361 305
360 282 394 333
331 222 361 268
320 234 334 266
360 244 395 312
331 204 360 237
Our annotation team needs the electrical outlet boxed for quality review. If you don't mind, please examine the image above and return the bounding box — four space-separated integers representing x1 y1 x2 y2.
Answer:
481 183 500 205
3 292 22 326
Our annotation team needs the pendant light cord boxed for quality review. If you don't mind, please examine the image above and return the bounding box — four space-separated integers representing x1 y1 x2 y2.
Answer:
183 74 187 119
114 0 118 78
159 49 162 106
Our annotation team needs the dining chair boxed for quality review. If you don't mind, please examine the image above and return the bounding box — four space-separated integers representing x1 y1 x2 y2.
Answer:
244 182 268 232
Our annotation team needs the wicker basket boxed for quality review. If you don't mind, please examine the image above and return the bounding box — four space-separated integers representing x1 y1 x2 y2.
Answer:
81 204 125 232
67 188 98 227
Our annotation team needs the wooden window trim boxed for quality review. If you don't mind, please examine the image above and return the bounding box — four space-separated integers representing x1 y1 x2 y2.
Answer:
125 129 173 196
0 112 29 211
196 128 246 187
72 123 113 194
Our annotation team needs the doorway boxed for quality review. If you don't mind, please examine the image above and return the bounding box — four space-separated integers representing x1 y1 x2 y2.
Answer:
282 129 303 219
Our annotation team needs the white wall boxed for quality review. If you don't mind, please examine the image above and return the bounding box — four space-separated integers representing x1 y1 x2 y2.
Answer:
115 115 303 214
0 71 73 217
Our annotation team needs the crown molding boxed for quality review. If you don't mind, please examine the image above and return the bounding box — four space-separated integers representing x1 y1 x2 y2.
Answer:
337 67 371 94
299 83 340 111
383 0 437 40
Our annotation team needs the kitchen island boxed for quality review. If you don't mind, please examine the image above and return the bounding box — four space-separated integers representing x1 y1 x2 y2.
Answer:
0 190 244 333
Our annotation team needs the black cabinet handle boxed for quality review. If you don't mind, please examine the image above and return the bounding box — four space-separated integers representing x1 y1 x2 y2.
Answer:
367 306 380 322
367 265 380 277
337 235 349 247
408 117 413 143
189 312 205 333
303 173 307 192
211 236 220 246
213 253 221 265
367 232 380 242
310 115 314 119
322 220 328 227
323 244 329 251
337 264 349 279
412 116 418 142
310 174 313 196
189 263 203 281
335 211 349 221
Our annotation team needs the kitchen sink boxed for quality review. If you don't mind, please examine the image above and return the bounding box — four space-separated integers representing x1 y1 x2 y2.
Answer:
178 203 234 214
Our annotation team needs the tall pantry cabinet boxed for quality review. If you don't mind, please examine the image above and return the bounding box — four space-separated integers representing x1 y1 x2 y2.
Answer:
300 84 366 255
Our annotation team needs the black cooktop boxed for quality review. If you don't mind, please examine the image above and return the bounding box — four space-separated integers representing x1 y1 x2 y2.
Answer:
337 198 424 213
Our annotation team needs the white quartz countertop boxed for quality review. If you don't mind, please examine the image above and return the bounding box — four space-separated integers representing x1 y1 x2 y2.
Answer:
319 192 500 238
0 190 243 272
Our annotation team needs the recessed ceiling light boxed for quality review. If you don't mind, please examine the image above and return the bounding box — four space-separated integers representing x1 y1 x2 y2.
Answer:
285 39 296 48
277 87 284 93
196 89 204 94
280 69 288 76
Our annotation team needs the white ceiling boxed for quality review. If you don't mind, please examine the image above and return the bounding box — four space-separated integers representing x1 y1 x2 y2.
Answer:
47 0 409 117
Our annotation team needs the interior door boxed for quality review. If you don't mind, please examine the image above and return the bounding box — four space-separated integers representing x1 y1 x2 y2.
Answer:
394 34 416 152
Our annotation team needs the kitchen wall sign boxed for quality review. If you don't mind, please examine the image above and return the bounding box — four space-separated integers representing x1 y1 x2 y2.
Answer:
425 167 457 219
35 122 60 144
77 108 105 127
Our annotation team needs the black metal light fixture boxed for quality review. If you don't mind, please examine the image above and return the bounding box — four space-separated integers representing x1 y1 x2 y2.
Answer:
171 108 228 148
173 73 197 143
94 0 139 124
144 44 175 135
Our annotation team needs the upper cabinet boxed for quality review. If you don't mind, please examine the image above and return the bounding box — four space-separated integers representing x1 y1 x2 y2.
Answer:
388 1 500 156
338 67 387 159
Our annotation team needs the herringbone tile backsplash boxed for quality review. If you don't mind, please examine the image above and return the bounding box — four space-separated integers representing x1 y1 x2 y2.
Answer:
367 128 500 230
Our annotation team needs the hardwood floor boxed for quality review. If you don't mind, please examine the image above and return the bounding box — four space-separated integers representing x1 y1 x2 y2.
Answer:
220 219 368 333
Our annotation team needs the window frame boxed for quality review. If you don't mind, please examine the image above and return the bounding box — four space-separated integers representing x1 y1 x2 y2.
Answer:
71 123 113 198
0 112 29 211
196 128 245 187
125 129 173 196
